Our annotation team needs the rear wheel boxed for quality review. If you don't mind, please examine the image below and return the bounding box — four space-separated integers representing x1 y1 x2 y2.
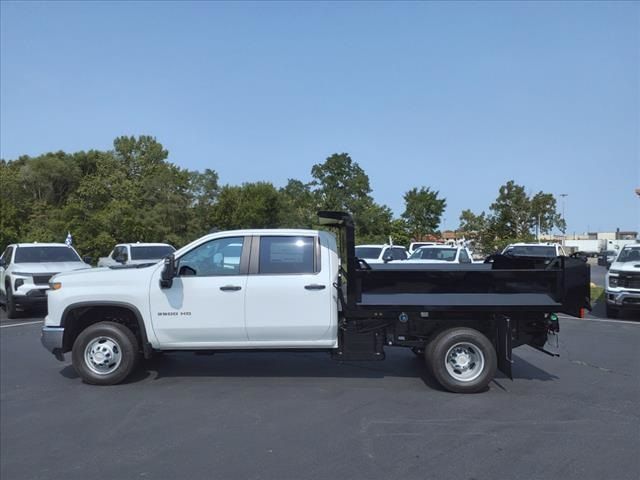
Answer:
72 321 139 385
426 327 496 393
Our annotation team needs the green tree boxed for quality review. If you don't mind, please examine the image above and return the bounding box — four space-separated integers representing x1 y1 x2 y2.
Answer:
279 179 316 228
401 187 447 240
388 218 412 247
462 181 565 254
458 209 487 238
311 153 392 242
212 182 283 230
186 168 220 237
0 160 25 247
530 191 565 236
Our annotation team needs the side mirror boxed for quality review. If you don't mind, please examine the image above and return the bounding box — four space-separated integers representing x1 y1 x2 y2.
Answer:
83 256 93 265
160 254 176 288
383 252 394 263
114 254 126 263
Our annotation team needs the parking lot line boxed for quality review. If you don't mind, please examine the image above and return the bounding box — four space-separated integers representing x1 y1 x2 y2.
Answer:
0 320 44 329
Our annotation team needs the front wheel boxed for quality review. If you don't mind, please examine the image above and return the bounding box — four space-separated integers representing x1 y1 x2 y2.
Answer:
72 321 139 385
5 288 19 319
426 328 497 393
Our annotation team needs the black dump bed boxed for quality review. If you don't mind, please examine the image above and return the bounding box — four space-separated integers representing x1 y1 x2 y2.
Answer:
355 257 590 317
317 210 591 318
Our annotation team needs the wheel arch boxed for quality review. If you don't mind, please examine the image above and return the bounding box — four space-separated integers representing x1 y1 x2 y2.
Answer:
61 301 153 358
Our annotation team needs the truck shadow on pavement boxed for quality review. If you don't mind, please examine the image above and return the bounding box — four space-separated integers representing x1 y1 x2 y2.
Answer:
59 350 557 390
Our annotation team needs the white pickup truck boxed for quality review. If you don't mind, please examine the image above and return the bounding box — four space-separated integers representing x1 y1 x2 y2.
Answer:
41 212 590 393
97 243 175 267
605 244 640 318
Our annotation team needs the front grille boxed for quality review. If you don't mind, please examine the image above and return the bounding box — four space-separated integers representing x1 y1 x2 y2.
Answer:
33 275 53 285
619 273 640 289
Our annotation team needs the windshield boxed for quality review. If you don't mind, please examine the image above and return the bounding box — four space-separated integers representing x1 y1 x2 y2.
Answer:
410 248 457 261
130 245 175 260
615 248 640 263
503 246 557 258
14 246 82 263
355 247 383 259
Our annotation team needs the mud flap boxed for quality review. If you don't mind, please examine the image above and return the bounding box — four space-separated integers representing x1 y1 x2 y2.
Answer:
496 316 513 379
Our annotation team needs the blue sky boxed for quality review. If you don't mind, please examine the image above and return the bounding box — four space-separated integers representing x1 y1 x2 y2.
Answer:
1 1 638 233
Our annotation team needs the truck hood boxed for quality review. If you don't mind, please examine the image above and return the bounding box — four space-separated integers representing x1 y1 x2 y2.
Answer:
12 262 91 274
609 262 640 273
51 262 160 285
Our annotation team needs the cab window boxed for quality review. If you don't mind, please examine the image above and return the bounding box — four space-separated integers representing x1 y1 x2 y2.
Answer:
1 247 13 265
459 249 471 263
179 237 244 276
391 248 407 260
259 236 316 274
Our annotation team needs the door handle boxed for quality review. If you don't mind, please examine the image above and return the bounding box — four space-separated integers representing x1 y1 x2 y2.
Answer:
220 285 242 292
304 284 326 290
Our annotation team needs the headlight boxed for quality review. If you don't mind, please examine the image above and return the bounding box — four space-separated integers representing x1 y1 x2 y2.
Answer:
49 282 62 290
14 279 24 290
609 277 619 287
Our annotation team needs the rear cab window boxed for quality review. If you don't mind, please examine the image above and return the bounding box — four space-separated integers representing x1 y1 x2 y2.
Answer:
391 247 407 260
258 236 317 274
130 245 175 260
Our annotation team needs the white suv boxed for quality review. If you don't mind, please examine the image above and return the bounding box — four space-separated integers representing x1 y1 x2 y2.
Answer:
0 243 91 318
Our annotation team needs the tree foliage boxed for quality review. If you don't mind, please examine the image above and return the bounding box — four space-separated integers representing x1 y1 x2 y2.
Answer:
459 180 565 254
401 187 446 240
5 136 564 261
310 153 393 243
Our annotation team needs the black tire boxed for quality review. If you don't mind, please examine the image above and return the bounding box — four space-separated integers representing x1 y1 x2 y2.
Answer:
5 288 19 319
426 327 497 394
605 305 618 319
72 321 139 385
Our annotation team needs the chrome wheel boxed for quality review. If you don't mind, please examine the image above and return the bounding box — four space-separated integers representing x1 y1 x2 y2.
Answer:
84 336 122 375
444 342 485 382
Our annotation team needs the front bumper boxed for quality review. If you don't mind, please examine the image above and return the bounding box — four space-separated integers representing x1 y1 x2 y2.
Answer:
606 290 640 310
41 326 65 361
14 289 48 307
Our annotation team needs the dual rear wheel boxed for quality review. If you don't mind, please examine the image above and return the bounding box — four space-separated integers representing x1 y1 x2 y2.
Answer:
424 327 497 393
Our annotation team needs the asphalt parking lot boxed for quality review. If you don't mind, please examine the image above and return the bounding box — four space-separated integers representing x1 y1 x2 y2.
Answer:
1 307 638 480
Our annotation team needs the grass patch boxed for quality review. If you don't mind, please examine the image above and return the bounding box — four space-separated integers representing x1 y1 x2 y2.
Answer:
590 285 604 304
